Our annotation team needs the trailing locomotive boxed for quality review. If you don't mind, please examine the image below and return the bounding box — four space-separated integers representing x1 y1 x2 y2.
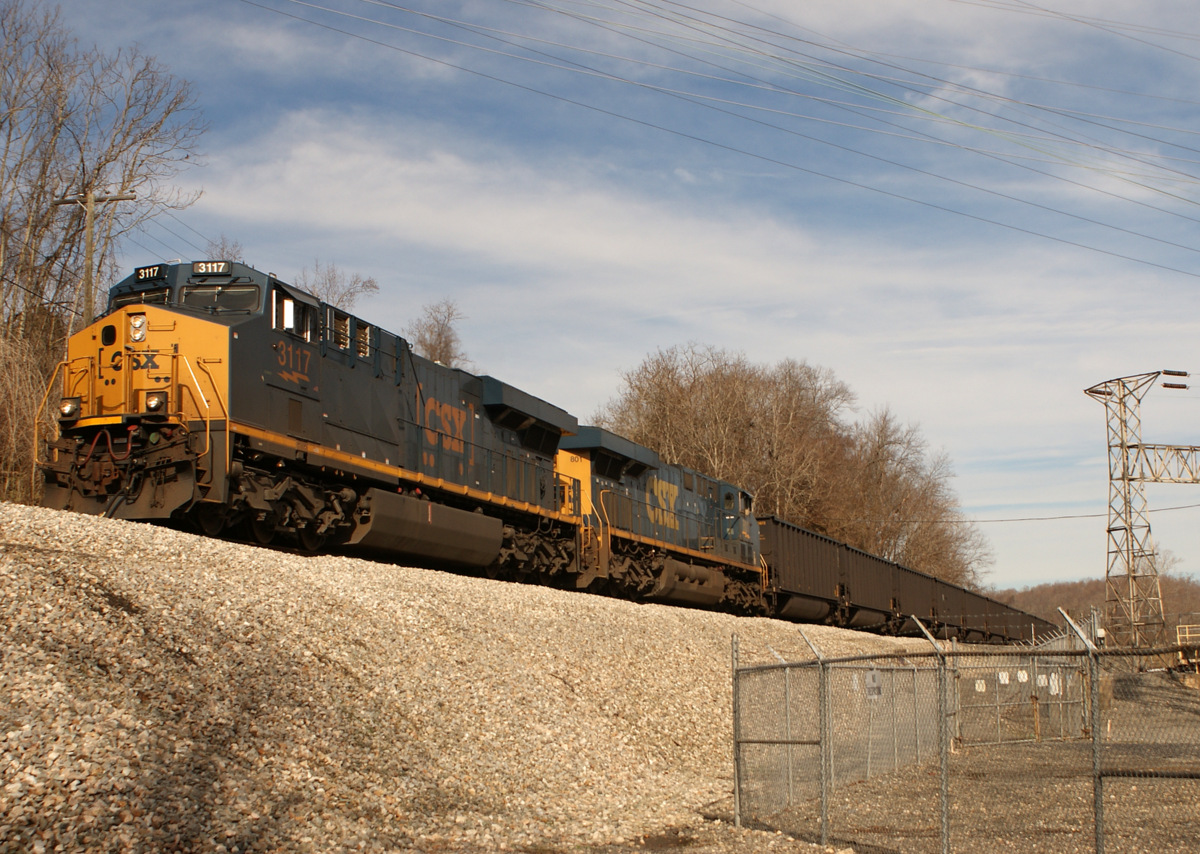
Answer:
40 260 1055 643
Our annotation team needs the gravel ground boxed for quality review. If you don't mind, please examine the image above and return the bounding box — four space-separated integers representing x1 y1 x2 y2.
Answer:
770 737 1200 854
746 645 1200 853
1 501 920 853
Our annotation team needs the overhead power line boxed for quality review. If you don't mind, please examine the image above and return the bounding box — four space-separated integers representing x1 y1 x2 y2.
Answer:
239 0 1200 278
842 500 1200 527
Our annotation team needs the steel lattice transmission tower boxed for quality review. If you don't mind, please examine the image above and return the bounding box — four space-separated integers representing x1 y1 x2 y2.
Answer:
1084 370 1194 649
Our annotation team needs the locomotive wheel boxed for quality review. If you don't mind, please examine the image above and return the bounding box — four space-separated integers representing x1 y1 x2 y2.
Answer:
297 523 326 554
192 503 227 537
247 514 276 545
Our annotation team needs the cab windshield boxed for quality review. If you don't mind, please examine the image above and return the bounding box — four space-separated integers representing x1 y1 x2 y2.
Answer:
179 284 261 312
110 288 169 308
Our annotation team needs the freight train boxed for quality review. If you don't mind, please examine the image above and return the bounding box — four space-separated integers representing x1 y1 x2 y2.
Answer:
39 260 1056 643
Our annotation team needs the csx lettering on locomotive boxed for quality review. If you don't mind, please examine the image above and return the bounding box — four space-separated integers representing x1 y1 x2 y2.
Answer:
646 476 680 530
423 396 468 454
109 351 160 371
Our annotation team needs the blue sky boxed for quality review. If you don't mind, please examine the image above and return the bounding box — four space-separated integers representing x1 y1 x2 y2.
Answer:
51 0 1200 593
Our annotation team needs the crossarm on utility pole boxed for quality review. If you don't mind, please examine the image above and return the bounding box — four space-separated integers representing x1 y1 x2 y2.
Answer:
51 189 137 329
1127 444 1200 484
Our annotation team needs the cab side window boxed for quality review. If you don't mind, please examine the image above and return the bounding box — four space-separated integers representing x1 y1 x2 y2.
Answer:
273 289 315 341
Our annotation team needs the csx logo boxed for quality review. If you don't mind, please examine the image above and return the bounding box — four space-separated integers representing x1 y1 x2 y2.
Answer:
647 477 680 530
423 396 467 454
110 351 160 371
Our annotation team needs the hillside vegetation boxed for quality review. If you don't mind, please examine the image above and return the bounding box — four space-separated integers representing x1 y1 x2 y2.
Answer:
993 573 1200 635
597 344 989 587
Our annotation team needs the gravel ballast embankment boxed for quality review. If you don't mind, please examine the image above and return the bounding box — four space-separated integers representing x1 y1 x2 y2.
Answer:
1 501 904 852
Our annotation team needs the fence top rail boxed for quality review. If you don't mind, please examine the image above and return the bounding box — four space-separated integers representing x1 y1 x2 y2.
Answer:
1098 643 1200 658
733 646 1118 675
733 642 1200 675
734 650 943 674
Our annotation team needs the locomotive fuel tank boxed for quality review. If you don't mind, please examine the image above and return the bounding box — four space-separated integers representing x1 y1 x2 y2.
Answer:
345 487 504 567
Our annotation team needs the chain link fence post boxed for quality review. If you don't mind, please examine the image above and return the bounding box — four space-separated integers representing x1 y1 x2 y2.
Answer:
913 616 951 854
1059 608 1104 854
798 628 829 846
731 632 741 829
1090 645 1103 854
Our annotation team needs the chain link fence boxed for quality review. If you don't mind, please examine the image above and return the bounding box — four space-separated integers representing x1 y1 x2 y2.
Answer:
733 621 1200 853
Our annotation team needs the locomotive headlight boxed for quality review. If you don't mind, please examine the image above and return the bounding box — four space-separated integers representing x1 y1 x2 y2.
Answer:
129 314 147 342
145 390 168 413
59 397 81 421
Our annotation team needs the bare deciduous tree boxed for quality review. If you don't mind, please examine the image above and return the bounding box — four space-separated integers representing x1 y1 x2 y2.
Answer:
0 0 204 502
0 335 57 503
596 344 991 587
404 298 469 368
1 0 204 345
818 408 990 587
293 258 379 310
597 344 852 519
205 234 246 264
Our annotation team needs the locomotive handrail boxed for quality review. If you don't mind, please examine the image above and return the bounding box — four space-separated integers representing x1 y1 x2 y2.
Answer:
399 414 570 514
182 354 211 412
63 358 93 405
202 360 228 416
30 359 67 498
179 355 229 487
596 486 761 572
596 487 614 560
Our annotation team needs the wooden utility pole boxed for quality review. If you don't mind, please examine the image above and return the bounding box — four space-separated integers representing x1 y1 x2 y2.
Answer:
52 189 136 330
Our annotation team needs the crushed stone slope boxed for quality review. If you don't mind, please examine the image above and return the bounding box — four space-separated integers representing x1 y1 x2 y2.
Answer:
1 501 901 852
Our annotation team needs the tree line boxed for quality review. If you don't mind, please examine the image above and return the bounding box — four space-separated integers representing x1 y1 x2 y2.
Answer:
595 344 990 588
1 0 201 503
993 568 1200 635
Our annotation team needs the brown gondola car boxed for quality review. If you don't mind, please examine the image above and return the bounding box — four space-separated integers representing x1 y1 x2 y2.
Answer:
757 516 1054 642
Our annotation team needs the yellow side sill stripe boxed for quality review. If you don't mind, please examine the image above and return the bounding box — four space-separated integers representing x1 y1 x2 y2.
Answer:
231 421 579 524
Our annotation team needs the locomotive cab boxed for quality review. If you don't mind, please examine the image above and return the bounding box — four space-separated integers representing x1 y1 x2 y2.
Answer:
40 261 249 519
